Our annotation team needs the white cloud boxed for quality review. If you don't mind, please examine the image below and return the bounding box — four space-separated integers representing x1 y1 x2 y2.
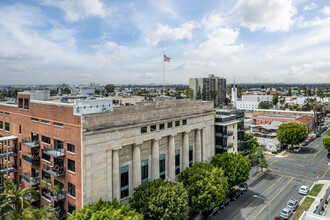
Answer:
201 12 225 32
303 2 316 11
146 22 200 45
233 0 297 32
42 0 106 22
321 6 330 16
91 41 124 52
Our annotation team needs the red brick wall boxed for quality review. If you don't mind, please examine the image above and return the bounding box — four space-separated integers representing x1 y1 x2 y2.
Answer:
0 94 82 216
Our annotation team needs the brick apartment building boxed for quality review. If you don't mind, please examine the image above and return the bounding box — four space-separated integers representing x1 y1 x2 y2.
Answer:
0 91 215 219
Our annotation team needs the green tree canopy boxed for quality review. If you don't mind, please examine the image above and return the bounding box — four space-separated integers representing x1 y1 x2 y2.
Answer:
245 135 259 150
211 152 251 188
258 101 272 109
248 146 268 173
70 198 142 220
272 95 279 106
104 84 115 93
178 162 228 213
277 122 308 147
323 135 330 152
129 179 189 220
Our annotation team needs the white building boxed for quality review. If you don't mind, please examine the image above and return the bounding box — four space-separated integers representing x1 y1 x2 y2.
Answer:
236 95 273 111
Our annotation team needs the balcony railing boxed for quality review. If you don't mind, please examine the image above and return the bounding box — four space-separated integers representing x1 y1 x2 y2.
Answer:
0 163 17 175
43 145 65 158
51 207 66 220
43 164 66 177
22 138 40 149
42 187 66 202
24 189 40 203
215 131 234 137
216 144 234 150
22 172 40 186
0 147 17 158
22 153 40 165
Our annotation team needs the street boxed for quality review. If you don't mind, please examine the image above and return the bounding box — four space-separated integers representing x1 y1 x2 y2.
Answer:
214 131 329 220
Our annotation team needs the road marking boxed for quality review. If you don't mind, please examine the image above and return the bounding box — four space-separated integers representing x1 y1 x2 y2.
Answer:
322 166 330 179
268 165 319 180
312 148 324 160
252 178 294 220
270 172 314 183
268 159 278 167
232 176 284 220
304 142 320 158
266 157 272 161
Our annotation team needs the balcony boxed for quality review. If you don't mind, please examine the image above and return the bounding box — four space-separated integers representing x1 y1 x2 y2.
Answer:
22 138 40 149
0 147 17 158
51 207 66 220
216 144 234 150
215 131 234 137
24 189 40 203
43 145 65 158
22 173 40 186
22 153 40 165
42 188 66 202
43 164 66 178
0 163 17 175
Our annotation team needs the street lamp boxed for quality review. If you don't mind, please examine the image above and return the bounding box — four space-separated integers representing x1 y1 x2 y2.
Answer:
253 195 271 220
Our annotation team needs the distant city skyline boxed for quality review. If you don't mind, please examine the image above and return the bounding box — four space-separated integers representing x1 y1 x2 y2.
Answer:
0 0 330 85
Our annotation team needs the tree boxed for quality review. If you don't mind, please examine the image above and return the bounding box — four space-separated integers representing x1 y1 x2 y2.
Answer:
211 153 251 188
104 84 115 93
258 101 272 109
324 135 330 152
70 198 143 220
287 88 292 96
279 96 285 105
196 86 202 100
307 89 312 96
272 95 279 107
95 89 100 95
277 123 308 148
248 146 268 173
245 136 259 151
184 87 194 100
21 205 56 220
178 162 228 213
129 179 189 220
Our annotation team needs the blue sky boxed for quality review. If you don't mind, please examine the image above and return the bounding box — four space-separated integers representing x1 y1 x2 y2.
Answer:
0 0 329 85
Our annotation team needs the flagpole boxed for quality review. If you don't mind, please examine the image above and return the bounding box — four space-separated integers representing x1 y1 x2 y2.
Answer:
163 50 165 96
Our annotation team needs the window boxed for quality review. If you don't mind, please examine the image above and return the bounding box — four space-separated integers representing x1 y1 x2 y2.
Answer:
19 175 22 184
151 125 156 132
141 159 148 182
19 159 22 169
19 98 23 108
54 122 63 128
42 170 51 180
54 139 63 151
175 121 180 126
68 202 76 215
175 150 180 175
67 143 75 153
141 126 147 133
168 122 173 128
68 159 75 173
31 118 39 122
159 154 165 179
120 166 129 199
182 119 187 125
41 136 51 144
19 125 21 135
42 150 51 162
24 98 29 109
5 122 9 132
159 123 165 130
19 143 21 151
41 120 51 125
189 146 193 167
0 121 3 129
4 112 9 116
68 182 76 198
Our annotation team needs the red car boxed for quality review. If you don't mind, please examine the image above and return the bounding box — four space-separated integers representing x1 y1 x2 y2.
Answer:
307 136 314 141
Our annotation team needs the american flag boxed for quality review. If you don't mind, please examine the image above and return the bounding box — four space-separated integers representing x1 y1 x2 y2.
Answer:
164 54 171 62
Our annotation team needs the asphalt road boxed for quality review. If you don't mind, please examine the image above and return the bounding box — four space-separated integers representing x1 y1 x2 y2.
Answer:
213 130 329 220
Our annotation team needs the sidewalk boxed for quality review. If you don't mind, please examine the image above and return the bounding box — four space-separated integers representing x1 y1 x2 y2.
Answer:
247 165 266 185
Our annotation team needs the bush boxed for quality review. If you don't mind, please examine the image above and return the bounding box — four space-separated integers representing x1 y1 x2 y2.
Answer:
272 151 278 154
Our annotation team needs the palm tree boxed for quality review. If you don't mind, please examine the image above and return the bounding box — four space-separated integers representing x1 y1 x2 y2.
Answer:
21 206 56 220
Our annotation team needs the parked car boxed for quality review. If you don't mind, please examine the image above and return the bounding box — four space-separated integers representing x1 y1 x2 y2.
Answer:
316 132 321 137
301 140 309 146
203 206 220 219
280 207 293 219
327 152 330 159
238 183 248 193
219 198 230 209
287 198 299 211
228 189 241 201
299 185 310 195
307 136 314 141
274 216 286 220
293 146 301 153
311 134 317 139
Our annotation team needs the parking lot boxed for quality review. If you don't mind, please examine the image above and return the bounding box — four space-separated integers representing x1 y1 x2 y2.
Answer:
213 130 329 220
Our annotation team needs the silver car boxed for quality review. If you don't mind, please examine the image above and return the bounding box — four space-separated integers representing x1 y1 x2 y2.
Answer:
280 207 293 219
287 198 299 211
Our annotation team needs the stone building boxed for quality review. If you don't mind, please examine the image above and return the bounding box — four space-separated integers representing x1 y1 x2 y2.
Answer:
0 92 215 218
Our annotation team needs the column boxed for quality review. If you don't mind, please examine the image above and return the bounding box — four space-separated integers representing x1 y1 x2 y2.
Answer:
132 144 141 189
106 150 112 201
202 127 209 161
112 149 120 201
211 125 215 157
151 139 159 180
168 135 175 181
195 129 202 162
182 132 189 170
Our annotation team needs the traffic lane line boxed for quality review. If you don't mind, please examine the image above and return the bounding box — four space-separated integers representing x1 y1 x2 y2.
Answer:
270 172 314 183
268 165 319 180
276 157 329 168
312 148 324 160
304 142 321 159
322 166 330 179
232 175 284 220
268 159 278 167
252 178 294 220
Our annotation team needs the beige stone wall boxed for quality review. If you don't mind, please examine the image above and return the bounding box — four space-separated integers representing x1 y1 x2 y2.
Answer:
81 99 214 205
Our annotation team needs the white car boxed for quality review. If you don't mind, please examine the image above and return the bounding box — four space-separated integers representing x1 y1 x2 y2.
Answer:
299 185 309 195
293 146 301 153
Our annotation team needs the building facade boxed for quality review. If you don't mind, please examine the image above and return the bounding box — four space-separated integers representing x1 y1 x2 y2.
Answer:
0 92 215 218
215 109 246 155
189 74 226 107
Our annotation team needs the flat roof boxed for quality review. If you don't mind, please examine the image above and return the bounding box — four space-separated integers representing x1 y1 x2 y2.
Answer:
253 109 314 114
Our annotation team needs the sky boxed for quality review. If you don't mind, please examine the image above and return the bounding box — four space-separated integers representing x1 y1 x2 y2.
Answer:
0 0 330 85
